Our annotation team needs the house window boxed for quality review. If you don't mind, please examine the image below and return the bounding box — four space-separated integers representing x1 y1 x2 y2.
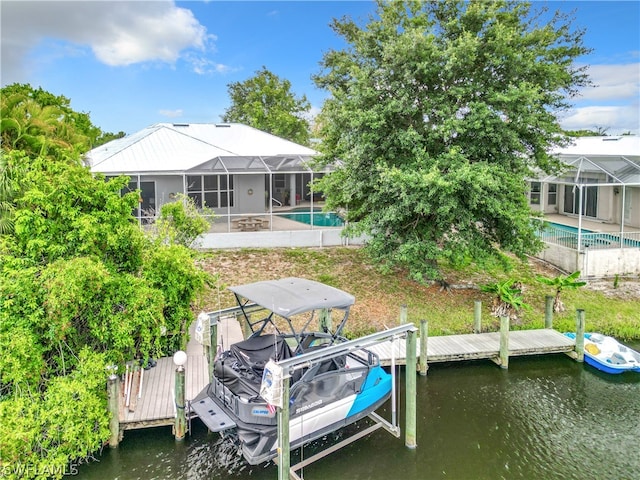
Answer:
529 182 541 205
547 183 557 205
106 176 156 222
187 175 234 208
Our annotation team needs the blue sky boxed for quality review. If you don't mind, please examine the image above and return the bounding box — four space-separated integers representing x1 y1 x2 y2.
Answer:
2 1 639 136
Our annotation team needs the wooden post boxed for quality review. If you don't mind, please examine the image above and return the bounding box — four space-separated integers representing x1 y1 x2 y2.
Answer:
208 316 217 380
319 308 332 333
241 314 252 340
107 370 120 448
277 375 291 480
399 304 408 325
544 296 554 329
173 352 187 441
419 320 429 376
575 309 585 363
473 300 482 333
499 316 509 369
405 328 417 449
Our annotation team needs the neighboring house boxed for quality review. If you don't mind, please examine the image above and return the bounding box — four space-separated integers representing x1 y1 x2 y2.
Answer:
86 122 329 225
527 135 640 276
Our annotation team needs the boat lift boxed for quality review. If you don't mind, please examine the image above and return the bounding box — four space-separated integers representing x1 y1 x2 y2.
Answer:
266 323 418 480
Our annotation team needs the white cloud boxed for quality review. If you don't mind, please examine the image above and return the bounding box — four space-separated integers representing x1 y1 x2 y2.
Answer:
158 109 183 118
563 63 640 134
185 54 237 75
1 0 217 83
560 104 640 135
577 63 640 102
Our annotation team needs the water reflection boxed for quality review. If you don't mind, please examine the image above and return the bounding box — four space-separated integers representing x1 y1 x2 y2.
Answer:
78 352 640 480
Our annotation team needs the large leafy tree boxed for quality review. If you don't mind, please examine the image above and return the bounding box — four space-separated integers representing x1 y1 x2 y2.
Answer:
222 66 312 145
0 86 212 478
314 0 591 281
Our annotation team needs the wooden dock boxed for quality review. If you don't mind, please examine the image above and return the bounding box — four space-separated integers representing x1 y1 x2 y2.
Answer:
368 328 576 366
116 322 576 432
118 317 243 430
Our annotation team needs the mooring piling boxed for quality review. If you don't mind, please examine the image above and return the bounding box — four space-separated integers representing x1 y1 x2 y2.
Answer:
399 304 408 325
173 351 187 441
405 328 417 449
473 300 482 333
419 319 429 376
499 316 509 369
207 316 217 380
545 296 554 329
107 367 120 448
575 309 585 362
277 376 291 480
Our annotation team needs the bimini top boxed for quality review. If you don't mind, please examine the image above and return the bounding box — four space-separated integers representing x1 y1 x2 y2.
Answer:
229 277 355 317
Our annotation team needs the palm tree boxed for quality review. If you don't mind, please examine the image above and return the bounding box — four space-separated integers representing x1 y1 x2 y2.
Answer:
0 150 24 234
536 271 586 313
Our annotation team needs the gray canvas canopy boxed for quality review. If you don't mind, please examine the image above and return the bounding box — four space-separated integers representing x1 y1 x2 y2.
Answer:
228 277 355 317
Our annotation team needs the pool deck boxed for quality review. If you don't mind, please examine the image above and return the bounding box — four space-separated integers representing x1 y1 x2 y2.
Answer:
544 214 640 234
207 202 343 233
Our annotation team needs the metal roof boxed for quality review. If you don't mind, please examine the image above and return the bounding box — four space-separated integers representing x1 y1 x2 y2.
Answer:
539 136 640 186
86 123 320 175
229 277 355 317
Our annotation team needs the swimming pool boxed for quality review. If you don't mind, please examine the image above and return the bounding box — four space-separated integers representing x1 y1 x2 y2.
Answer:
543 222 593 234
280 208 345 227
539 221 640 249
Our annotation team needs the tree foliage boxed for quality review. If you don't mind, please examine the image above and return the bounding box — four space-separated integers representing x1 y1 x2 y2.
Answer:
1 86 213 478
222 66 312 145
151 193 214 248
313 0 591 282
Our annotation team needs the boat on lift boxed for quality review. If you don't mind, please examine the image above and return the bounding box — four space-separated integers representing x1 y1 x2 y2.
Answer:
191 277 392 465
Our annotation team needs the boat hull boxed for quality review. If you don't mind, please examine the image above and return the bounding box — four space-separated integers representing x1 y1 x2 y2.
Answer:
564 332 640 374
204 364 392 465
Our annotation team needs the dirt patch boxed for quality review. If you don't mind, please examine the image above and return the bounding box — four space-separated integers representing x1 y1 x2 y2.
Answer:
585 279 640 300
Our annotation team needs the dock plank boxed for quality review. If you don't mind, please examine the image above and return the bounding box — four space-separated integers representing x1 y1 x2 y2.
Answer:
370 329 575 366
119 317 243 430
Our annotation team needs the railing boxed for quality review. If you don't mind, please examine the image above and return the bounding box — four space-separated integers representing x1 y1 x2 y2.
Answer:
539 224 640 250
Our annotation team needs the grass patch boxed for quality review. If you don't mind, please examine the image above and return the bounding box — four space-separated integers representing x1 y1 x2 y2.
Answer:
196 247 640 341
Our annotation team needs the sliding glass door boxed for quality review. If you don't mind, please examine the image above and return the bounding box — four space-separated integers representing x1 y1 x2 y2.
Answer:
563 183 598 218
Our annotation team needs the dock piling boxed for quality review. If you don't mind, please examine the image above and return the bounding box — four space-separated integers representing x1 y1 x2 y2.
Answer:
499 316 509 369
544 296 554 328
419 320 428 376
173 351 187 441
277 375 291 480
319 308 332 333
405 328 417 449
575 309 585 362
107 367 120 448
473 300 482 333
208 316 217 380
399 304 408 325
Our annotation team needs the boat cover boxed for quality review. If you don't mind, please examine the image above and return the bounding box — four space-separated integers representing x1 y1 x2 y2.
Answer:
229 277 355 317
214 335 293 397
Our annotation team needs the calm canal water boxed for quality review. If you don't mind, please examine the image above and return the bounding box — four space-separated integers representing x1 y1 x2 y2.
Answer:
78 345 640 480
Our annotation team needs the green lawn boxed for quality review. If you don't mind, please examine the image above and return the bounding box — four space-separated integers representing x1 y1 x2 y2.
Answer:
197 247 640 341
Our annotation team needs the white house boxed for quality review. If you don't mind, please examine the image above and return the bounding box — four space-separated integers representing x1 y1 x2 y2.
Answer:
527 135 640 277
86 122 329 225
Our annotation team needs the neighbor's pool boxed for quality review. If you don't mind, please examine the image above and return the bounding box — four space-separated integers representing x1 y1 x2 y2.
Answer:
280 208 344 227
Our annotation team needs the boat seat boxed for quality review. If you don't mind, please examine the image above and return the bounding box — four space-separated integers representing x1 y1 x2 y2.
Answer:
608 352 627 365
